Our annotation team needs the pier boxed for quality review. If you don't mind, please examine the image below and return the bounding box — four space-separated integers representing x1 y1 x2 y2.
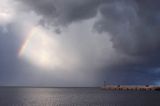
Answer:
102 85 160 91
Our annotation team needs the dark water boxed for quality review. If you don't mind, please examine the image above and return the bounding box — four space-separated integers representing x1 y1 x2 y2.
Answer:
0 87 160 106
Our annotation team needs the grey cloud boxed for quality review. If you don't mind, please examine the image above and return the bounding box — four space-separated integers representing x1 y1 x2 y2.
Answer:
95 0 160 82
0 24 23 82
17 0 109 25
96 0 160 57
16 0 160 85
17 0 160 56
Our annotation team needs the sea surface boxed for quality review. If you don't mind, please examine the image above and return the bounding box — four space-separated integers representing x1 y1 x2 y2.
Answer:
0 87 159 106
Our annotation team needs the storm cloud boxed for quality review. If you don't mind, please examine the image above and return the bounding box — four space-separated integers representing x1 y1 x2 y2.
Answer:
0 0 160 86
18 0 160 55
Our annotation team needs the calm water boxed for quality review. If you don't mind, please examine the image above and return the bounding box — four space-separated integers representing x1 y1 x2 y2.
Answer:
0 87 159 106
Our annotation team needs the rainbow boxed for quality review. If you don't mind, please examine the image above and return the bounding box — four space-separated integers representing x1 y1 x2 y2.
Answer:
18 27 36 57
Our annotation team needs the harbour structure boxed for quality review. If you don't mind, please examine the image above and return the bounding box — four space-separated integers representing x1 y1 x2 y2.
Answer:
102 85 160 91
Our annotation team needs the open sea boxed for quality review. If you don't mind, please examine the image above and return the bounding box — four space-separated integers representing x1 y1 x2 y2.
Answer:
0 87 159 106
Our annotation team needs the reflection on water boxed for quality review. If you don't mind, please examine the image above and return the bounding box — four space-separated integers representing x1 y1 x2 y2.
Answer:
0 87 159 106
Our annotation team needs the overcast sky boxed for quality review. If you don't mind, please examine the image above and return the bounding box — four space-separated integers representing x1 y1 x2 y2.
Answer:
0 0 160 87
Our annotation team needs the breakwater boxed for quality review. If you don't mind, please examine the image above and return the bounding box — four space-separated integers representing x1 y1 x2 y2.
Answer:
102 85 160 91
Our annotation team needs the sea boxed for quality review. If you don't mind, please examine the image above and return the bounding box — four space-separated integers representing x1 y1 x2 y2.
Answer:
0 87 159 106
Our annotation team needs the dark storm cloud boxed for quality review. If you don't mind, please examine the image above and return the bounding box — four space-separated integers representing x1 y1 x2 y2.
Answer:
17 0 109 25
94 0 160 84
17 0 160 85
96 0 160 56
18 0 160 56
